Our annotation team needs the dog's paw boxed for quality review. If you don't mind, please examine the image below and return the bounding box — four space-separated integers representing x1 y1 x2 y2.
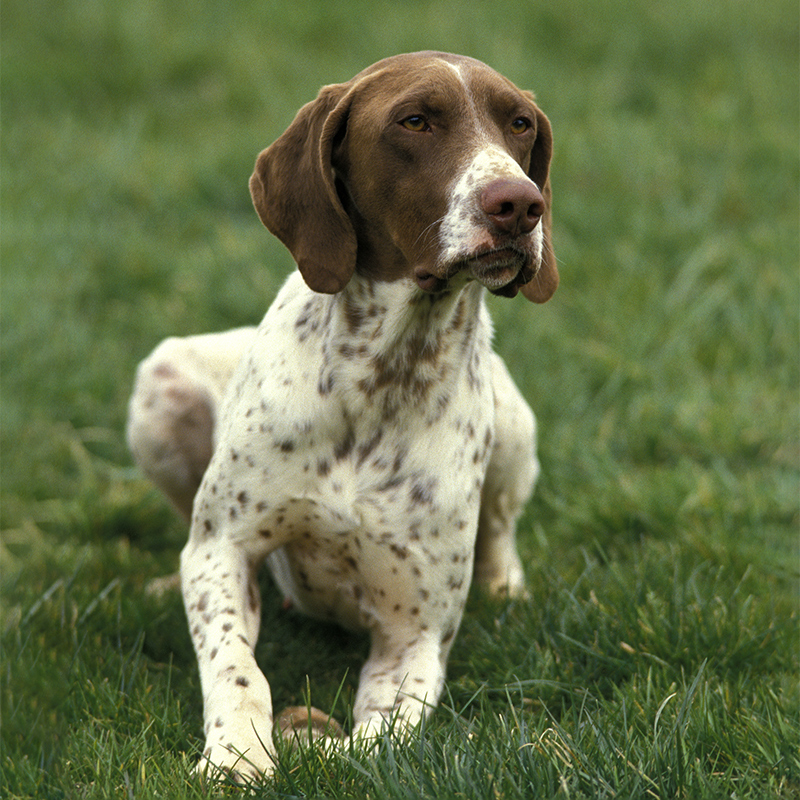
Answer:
195 735 276 786
474 557 528 600
145 571 182 598
485 575 529 600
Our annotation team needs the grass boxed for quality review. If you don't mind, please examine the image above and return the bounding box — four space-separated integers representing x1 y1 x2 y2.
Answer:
1 0 798 797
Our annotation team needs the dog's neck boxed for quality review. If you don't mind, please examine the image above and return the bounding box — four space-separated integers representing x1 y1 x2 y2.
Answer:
315 272 492 420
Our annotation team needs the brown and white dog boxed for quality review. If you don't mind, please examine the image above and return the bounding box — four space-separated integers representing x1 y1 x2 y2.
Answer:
127 51 557 781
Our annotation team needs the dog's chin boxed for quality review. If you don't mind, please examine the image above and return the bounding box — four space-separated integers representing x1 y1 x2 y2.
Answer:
472 262 520 292
469 249 534 297
415 249 534 295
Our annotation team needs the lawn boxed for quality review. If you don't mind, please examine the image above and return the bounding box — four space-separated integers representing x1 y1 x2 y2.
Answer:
1 0 798 797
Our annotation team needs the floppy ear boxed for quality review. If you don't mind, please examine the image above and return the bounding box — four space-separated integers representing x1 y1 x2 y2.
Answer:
249 83 357 294
521 103 558 304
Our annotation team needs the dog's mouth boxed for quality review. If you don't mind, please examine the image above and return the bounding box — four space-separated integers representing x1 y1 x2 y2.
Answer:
415 247 535 296
467 246 530 289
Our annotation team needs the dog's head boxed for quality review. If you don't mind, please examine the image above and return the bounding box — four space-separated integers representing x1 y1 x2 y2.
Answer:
250 51 557 303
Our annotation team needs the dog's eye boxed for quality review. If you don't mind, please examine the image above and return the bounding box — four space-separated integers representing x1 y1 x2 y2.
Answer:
510 117 531 134
401 115 430 132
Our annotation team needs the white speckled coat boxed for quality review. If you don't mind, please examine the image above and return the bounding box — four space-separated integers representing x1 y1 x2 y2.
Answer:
127 50 557 782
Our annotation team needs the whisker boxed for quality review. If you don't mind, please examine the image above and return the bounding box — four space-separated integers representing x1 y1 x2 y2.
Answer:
413 214 447 249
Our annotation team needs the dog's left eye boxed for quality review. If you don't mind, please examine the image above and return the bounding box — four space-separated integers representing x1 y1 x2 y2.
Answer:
401 115 430 132
510 117 531 134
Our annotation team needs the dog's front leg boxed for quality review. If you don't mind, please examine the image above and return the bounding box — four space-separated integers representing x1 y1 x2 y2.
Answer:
181 535 275 782
350 625 454 741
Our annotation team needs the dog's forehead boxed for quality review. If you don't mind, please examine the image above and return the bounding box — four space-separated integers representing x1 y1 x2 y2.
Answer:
350 53 526 116
357 51 495 79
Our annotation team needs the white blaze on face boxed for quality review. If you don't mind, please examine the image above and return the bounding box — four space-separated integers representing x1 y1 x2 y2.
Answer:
434 59 543 272
438 144 543 269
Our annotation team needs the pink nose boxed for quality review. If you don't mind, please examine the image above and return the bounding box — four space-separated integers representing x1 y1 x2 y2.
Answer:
480 179 544 236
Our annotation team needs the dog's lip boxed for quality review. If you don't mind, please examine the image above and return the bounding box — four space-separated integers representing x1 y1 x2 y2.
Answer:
415 247 532 293
414 268 446 292
465 247 529 288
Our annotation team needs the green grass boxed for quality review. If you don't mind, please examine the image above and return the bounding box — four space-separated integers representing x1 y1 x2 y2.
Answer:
2 0 798 797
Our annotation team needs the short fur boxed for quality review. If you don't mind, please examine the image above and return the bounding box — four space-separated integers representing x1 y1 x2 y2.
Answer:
127 51 557 781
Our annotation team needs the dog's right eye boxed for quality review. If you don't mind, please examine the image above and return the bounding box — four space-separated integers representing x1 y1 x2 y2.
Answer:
401 115 430 132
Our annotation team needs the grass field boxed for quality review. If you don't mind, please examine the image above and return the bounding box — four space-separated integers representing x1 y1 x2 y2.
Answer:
2 0 798 797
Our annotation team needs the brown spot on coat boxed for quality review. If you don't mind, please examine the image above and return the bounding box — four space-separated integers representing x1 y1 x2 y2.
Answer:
334 430 355 461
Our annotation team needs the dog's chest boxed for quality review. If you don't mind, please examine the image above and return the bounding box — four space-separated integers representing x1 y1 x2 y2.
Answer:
214 273 496 629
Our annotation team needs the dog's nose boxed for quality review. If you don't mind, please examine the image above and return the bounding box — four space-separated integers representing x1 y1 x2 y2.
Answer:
480 179 544 236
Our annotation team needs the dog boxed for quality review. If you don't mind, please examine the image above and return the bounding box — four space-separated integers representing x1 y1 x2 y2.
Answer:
127 50 557 781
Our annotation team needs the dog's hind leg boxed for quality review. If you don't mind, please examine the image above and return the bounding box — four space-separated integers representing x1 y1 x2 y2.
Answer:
127 328 256 518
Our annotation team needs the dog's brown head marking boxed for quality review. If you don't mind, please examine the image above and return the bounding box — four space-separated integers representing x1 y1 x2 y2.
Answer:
249 51 557 301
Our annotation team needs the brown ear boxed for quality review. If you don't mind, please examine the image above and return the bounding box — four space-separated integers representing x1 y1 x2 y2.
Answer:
521 104 558 303
249 83 357 294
